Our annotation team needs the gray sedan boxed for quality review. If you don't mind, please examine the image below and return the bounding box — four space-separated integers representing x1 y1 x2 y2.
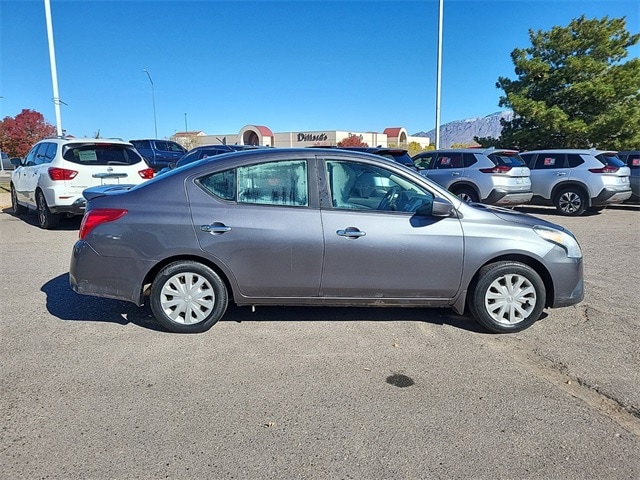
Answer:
70 149 584 334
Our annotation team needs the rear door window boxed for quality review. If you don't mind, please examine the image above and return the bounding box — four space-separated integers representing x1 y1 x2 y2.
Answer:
435 153 463 169
534 153 567 169
567 154 585 168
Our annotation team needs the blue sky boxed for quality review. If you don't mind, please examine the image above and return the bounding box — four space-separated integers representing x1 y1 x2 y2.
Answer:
1 0 638 140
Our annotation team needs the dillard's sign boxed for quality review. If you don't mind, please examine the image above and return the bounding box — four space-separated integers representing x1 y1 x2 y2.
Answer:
297 132 328 142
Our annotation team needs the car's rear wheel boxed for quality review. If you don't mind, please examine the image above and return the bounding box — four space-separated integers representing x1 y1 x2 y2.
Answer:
11 184 28 215
469 261 546 333
554 187 587 216
150 261 228 333
453 187 478 203
36 190 60 229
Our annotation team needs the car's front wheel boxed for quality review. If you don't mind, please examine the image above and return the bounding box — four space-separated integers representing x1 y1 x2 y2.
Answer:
11 184 28 215
453 187 479 203
36 190 60 229
469 261 546 333
150 261 228 333
554 187 587 216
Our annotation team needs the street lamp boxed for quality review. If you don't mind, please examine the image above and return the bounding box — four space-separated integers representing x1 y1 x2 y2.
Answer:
142 68 158 138
184 112 188 132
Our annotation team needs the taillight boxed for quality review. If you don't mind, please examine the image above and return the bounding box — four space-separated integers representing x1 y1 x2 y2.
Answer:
79 208 127 240
138 168 155 179
479 165 512 173
48 167 78 181
588 166 619 173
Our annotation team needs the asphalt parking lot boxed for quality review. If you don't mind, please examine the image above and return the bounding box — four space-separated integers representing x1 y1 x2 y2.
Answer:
1 183 639 479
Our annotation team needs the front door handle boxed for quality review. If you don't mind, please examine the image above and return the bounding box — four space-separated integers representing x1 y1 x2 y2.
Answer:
201 222 231 234
336 227 366 239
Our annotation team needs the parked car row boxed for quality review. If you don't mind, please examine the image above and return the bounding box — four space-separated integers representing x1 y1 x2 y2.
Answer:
8 137 638 231
402 147 634 215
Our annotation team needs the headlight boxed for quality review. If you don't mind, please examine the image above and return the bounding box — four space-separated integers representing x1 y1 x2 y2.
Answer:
534 225 582 259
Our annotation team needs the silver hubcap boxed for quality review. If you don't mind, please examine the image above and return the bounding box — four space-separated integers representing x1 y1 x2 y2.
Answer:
160 272 215 325
559 192 582 213
458 192 474 203
484 273 536 325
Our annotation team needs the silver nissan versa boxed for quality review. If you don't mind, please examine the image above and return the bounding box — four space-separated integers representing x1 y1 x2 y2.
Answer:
70 148 584 334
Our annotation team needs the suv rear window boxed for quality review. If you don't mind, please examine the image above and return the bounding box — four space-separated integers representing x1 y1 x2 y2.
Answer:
596 153 625 168
62 143 144 166
488 152 526 167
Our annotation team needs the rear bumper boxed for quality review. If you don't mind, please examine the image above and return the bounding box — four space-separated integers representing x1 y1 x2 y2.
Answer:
592 188 632 206
49 197 86 215
484 190 533 206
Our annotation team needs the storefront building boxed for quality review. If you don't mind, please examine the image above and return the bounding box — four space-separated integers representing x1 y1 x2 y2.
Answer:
175 125 430 149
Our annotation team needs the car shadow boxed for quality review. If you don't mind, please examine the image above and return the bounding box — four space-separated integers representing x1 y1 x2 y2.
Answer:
2 207 82 230
42 273 489 334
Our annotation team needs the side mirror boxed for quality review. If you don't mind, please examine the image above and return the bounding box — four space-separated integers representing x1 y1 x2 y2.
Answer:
10 157 23 167
168 162 177 169
415 197 453 217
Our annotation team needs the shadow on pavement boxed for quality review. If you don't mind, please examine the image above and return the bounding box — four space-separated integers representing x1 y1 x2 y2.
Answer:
42 273 488 334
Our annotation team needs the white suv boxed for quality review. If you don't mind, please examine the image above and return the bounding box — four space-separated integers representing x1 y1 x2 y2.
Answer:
10 138 154 229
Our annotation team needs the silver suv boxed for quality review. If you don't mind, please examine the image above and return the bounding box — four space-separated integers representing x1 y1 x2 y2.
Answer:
520 149 632 216
411 148 532 206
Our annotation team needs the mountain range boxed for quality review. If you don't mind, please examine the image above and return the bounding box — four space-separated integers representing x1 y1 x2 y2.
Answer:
413 111 514 148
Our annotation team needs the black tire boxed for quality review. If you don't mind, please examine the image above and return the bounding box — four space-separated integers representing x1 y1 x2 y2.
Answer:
36 190 60 229
469 261 546 333
150 261 228 333
11 184 28 215
453 187 479 204
554 187 587 216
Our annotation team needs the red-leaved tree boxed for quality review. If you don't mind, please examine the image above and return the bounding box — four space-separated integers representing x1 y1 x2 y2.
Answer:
338 134 369 148
0 109 57 157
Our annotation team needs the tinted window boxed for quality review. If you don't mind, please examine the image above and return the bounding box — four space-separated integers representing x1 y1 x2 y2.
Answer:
153 141 169 151
533 153 566 169
435 153 463 169
567 154 585 168
131 140 151 150
34 143 53 165
199 170 236 201
25 143 44 166
167 142 186 153
596 153 625 168
488 151 526 167
413 152 436 170
62 143 143 166
463 153 478 167
42 143 57 163
624 153 640 168
519 153 535 168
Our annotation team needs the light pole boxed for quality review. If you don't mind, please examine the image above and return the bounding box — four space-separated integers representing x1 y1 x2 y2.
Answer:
184 112 188 132
435 0 443 150
142 69 158 138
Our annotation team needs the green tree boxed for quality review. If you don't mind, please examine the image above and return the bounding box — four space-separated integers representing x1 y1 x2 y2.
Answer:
0 109 57 157
476 16 640 150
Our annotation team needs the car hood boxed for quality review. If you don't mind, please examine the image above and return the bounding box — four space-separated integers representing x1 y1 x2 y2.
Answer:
469 203 569 233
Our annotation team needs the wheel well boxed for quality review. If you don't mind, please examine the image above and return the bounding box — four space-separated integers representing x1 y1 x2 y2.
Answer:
468 254 555 308
551 182 590 205
449 183 479 197
141 255 235 303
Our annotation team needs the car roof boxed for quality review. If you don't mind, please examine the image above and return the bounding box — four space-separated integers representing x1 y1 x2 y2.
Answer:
42 137 133 146
522 149 616 155
425 148 516 154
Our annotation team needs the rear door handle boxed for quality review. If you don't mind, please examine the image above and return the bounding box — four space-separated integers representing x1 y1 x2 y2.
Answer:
201 222 231 234
336 227 366 239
